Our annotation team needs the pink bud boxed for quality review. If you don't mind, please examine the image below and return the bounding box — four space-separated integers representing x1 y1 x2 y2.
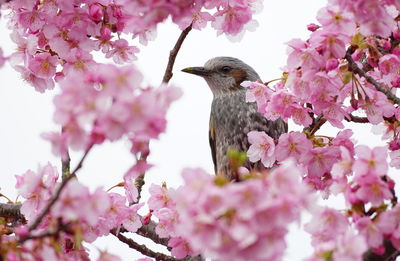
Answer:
350 98 358 110
351 49 363 61
100 26 112 40
89 127 106 146
394 30 400 40
15 225 29 237
372 245 385 255
367 57 378 68
325 58 339 71
142 211 153 225
307 23 320 32
89 3 103 23
393 47 400 56
380 39 391 51
391 75 400 88
389 139 400 150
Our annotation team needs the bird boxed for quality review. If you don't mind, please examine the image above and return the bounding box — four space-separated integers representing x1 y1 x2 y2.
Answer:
182 57 288 181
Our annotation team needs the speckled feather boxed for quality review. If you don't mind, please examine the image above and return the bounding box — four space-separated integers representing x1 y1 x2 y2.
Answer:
183 57 288 180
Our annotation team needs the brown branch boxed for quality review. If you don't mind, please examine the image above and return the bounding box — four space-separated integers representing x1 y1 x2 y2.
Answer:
136 220 169 247
19 230 58 243
111 229 182 261
346 114 370 123
304 115 327 135
345 47 400 105
162 24 193 84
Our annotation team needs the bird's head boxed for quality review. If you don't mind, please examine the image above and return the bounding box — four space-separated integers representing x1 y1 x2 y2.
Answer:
182 57 261 97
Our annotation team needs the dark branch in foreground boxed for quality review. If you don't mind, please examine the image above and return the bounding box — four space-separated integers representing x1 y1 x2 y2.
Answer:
162 24 193 84
363 239 399 261
345 47 400 105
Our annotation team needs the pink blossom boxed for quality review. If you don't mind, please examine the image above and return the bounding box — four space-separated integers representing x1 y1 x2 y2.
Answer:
303 146 340 179
305 207 349 246
148 183 175 211
27 53 58 79
122 203 143 233
275 132 312 162
356 217 384 248
379 54 400 75
14 65 54 92
173 162 313 261
106 39 139 64
353 145 388 178
212 6 252 36
247 131 276 168
15 163 59 221
168 237 197 259
332 230 367 261
316 5 356 36
390 150 400 168
355 176 392 207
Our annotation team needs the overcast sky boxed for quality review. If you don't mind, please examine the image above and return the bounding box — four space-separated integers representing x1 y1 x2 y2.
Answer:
0 1 388 260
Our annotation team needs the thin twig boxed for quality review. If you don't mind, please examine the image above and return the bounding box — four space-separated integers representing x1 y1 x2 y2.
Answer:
162 24 193 84
27 173 76 232
19 230 58 243
345 47 400 105
28 145 93 232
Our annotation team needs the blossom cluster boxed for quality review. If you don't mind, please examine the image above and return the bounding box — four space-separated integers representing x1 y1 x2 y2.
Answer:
242 0 400 259
42 64 181 157
244 0 400 130
4 163 142 260
151 162 314 261
4 0 261 92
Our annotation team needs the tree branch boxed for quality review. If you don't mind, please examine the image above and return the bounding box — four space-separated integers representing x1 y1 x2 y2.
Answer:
111 229 182 261
345 47 400 105
304 115 326 135
136 220 169 247
346 114 370 123
162 24 193 84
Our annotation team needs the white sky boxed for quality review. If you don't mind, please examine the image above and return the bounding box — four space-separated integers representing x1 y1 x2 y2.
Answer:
0 1 389 260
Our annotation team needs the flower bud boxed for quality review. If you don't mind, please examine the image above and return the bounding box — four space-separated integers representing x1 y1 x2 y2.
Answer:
389 138 400 150
89 3 104 23
325 58 339 71
307 23 320 32
350 98 358 110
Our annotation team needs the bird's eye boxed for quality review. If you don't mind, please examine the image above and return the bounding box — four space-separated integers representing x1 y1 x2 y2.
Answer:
219 66 232 74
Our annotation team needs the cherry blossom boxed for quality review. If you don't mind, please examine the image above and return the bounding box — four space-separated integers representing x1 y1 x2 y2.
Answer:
247 130 276 167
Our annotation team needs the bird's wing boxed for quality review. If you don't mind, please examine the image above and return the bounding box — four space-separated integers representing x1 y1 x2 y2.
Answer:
209 117 217 173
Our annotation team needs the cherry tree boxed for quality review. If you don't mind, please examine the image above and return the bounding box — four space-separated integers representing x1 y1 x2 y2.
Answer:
0 0 399 260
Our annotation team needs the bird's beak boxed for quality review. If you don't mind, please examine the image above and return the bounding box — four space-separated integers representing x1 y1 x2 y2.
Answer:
181 67 212 77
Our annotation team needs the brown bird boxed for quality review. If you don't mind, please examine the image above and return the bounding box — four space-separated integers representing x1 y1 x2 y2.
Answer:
182 57 287 180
